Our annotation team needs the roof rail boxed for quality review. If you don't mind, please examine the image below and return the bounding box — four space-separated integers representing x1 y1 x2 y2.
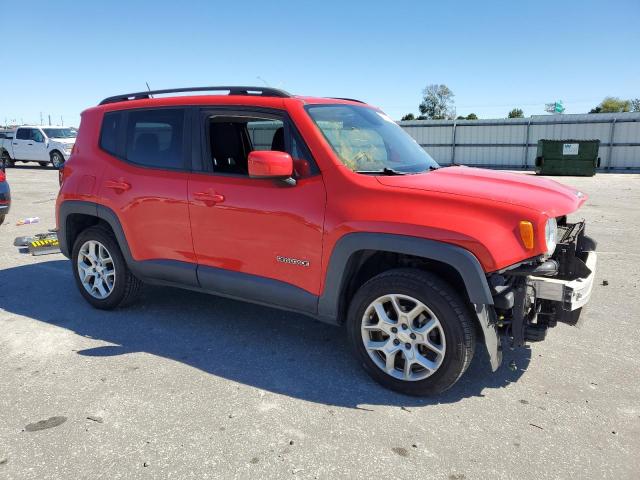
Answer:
329 97 365 104
99 86 292 105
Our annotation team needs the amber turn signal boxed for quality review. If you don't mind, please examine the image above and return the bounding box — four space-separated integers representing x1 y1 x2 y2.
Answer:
519 221 535 249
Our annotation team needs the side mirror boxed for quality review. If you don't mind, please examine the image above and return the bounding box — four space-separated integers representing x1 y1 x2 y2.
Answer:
248 150 293 180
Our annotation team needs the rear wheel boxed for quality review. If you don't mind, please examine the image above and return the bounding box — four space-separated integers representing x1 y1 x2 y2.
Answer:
347 268 476 396
72 226 142 309
0 214 5 225
38 161 48 167
50 151 64 169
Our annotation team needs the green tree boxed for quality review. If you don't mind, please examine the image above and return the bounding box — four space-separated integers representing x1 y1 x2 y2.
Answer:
631 98 640 112
466 113 478 120
401 113 415 121
418 84 456 120
590 97 631 113
508 108 524 118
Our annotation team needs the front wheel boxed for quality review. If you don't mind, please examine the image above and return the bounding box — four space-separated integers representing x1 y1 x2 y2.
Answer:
347 268 476 396
50 151 64 169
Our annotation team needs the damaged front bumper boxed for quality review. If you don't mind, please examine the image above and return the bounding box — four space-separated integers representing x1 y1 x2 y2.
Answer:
490 219 597 349
529 249 597 323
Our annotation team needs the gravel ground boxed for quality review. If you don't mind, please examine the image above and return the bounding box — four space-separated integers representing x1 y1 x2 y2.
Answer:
0 166 638 479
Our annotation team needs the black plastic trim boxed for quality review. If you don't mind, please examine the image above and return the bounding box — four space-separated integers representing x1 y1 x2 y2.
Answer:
58 200 97 257
328 97 365 104
100 86 291 105
198 266 317 315
318 232 494 323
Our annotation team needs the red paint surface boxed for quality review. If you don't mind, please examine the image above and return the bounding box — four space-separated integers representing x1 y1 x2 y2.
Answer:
57 94 587 297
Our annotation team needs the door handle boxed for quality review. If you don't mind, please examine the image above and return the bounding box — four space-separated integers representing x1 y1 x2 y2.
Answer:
104 179 131 192
12 142 17 145
194 191 225 206
27 142 33 145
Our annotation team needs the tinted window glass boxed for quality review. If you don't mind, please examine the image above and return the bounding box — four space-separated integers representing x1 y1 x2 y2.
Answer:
100 112 122 156
125 109 184 169
16 129 29 140
32 129 44 142
43 128 76 139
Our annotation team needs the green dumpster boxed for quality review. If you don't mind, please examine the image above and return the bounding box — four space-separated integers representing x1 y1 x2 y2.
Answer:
534 139 601 176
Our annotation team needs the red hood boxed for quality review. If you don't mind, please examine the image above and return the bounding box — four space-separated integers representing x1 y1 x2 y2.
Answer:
376 166 587 217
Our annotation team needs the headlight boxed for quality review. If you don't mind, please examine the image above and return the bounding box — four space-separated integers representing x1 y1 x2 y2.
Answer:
545 217 558 255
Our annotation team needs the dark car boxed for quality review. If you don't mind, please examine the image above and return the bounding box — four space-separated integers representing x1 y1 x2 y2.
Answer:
0 168 10 224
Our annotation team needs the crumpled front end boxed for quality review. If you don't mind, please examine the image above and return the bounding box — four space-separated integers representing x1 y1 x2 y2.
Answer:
488 217 597 348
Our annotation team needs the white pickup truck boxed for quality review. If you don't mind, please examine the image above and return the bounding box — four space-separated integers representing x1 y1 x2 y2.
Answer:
0 126 76 169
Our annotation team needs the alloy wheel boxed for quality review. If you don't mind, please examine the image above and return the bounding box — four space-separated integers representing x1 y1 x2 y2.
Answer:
361 294 446 381
77 240 116 299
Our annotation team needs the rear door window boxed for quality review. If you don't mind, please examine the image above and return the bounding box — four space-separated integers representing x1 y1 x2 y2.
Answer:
16 129 29 140
125 109 185 169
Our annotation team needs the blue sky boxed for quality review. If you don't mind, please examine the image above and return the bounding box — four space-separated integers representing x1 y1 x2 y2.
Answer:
2 0 638 126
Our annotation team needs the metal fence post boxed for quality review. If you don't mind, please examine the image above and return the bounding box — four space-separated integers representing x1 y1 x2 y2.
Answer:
607 118 616 171
451 120 457 165
523 119 531 169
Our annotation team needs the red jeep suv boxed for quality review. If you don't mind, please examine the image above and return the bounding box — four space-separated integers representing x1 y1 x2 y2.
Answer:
56 86 597 395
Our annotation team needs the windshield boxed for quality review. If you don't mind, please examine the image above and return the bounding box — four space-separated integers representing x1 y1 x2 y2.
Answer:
43 128 76 139
306 104 439 174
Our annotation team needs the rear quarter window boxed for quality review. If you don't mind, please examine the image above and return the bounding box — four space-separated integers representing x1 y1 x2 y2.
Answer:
100 111 123 156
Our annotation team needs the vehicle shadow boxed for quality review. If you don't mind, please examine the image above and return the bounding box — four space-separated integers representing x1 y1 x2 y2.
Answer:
0 259 531 408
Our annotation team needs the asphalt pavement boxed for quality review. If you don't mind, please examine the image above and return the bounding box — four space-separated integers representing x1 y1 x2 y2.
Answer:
0 166 638 479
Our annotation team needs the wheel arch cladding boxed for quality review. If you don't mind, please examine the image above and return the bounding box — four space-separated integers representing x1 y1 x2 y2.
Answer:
58 201 99 257
58 201 132 261
319 233 493 319
318 232 502 371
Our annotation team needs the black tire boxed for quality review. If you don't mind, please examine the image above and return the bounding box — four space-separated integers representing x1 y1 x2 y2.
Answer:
0 214 5 225
38 161 48 167
1 151 14 168
50 150 64 169
347 268 476 396
71 225 142 309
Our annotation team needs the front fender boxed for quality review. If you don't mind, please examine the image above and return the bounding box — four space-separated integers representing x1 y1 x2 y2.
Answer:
318 232 502 370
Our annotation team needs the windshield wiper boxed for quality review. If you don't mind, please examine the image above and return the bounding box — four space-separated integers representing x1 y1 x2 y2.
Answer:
355 167 408 176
